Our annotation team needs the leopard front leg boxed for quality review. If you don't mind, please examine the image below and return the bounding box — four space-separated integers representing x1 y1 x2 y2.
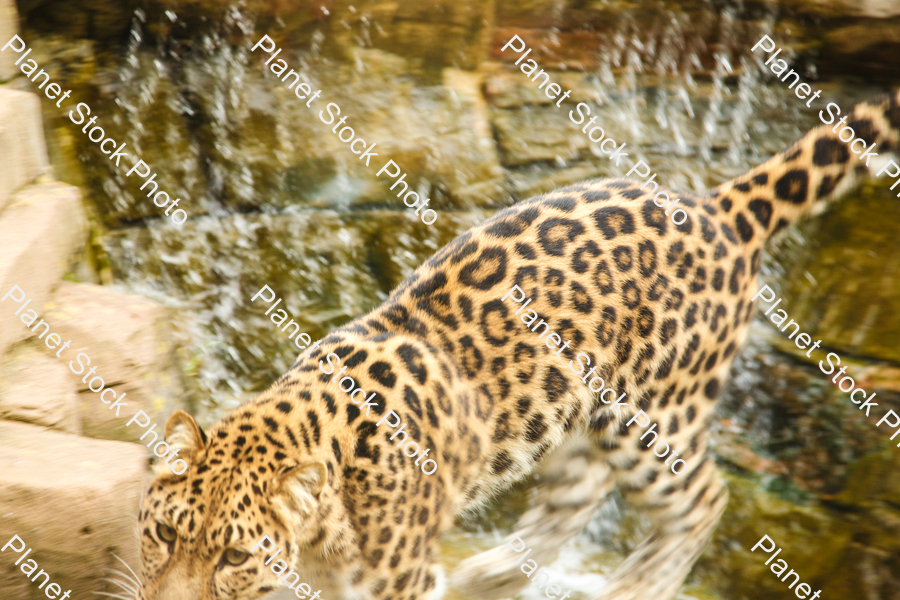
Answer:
339 470 452 600
347 532 446 600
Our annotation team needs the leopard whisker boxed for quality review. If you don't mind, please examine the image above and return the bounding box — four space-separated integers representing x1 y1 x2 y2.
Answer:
107 568 142 589
102 577 138 595
112 555 143 587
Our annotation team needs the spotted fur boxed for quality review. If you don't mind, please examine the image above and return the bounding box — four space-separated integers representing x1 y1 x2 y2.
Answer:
137 92 900 600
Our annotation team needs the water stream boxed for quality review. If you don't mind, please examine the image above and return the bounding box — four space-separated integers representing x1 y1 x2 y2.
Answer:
30 0 900 597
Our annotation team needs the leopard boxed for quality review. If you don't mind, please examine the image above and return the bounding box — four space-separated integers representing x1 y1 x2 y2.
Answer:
131 91 900 600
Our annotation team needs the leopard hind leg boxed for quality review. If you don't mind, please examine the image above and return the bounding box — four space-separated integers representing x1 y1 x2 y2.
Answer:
450 434 614 599
594 431 728 600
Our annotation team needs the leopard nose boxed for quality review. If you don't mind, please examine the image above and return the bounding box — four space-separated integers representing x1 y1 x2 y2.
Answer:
153 564 205 600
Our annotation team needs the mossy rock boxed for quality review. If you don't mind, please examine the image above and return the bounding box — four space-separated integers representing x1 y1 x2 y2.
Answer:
694 474 851 600
769 183 900 366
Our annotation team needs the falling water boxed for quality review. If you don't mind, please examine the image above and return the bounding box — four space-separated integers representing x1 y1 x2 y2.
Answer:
79 0 888 431
24 2 883 595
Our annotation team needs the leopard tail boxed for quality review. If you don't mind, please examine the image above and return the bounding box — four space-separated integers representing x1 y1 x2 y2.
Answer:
713 91 900 242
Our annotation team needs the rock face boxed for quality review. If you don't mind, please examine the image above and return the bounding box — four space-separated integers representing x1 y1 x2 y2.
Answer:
774 184 900 365
0 180 86 362
102 208 494 414
0 421 145 599
0 346 81 434
0 88 186 437
0 83 186 598
56 44 506 227
5 1 900 599
0 90 49 211
43 281 186 441
788 0 900 18
23 0 896 231
0 0 17 82
696 182 900 599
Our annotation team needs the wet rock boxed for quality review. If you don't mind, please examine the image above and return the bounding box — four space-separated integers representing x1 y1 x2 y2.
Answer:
487 73 814 172
337 0 495 71
690 463 900 598
490 27 608 71
355 208 494 291
716 318 900 500
490 104 585 166
819 18 900 80
101 208 493 416
68 47 212 229
788 0 900 19
490 0 729 72
0 34 98 191
0 180 86 363
70 44 505 226
484 70 602 109
102 212 381 418
0 421 145 600
694 475 852 600
771 184 900 365
40 281 186 442
439 69 507 207
824 19 900 54
836 439 900 508
0 345 81 434
17 0 132 43
255 48 504 211
700 184 900 599
507 161 608 201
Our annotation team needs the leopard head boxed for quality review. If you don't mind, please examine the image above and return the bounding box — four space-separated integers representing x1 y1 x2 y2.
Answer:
136 409 330 600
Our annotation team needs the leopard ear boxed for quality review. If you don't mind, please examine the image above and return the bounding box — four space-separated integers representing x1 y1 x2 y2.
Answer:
272 461 328 515
154 410 208 477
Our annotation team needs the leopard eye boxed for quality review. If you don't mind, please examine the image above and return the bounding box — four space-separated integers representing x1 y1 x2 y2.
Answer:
157 522 177 544
222 548 250 567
